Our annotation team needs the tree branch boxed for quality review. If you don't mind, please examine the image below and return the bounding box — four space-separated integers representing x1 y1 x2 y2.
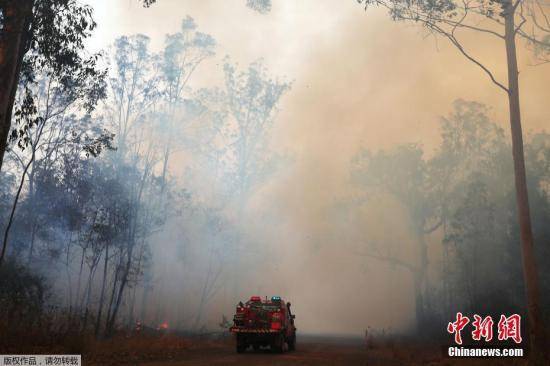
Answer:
355 246 419 273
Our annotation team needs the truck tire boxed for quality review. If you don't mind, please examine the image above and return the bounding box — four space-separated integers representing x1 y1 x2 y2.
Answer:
236 344 247 353
271 334 284 353
287 334 296 351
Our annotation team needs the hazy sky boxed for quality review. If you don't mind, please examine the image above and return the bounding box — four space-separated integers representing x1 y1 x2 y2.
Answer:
85 0 550 335
86 0 550 183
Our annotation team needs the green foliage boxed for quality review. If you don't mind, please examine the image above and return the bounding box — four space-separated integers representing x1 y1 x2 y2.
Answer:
246 0 272 13
10 0 107 153
161 16 215 89
223 59 291 195
142 0 273 14
0 259 47 325
22 1 101 87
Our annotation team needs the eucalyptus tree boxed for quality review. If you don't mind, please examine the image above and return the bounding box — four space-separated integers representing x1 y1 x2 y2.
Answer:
0 49 107 267
246 0 272 13
352 143 437 331
142 0 273 13
356 0 550 355
107 34 160 159
0 0 98 172
223 59 290 205
157 16 215 189
441 129 550 326
101 34 161 335
427 100 509 320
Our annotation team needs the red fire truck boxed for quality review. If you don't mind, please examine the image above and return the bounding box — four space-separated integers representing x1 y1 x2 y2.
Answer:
230 295 296 353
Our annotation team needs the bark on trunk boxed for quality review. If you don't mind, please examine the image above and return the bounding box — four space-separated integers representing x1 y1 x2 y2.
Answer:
105 269 128 335
0 1 34 173
105 264 120 333
74 246 86 311
95 243 109 338
414 237 428 333
106 244 134 336
504 4 547 362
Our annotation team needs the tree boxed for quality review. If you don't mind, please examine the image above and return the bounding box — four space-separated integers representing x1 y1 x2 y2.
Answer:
142 0 273 13
106 34 159 158
0 0 98 173
246 0 272 13
356 0 550 359
352 144 438 332
223 59 290 203
102 34 172 336
0 49 106 267
157 16 215 191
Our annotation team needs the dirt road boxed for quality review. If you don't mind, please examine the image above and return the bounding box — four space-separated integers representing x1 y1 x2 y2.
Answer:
141 335 388 366
86 334 523 365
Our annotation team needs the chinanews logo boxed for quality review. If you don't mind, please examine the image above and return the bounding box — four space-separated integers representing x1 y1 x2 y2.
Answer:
445 313 525 358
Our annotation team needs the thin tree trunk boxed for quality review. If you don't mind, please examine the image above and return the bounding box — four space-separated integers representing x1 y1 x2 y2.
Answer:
74 246 86 311
412 231 428 333
140 280 152 324
95 243 109 338
105 265 119 333
27 221 38 263
413 269 425 333
26 162 37 263
127 245 143 327
0 1 33 173
106 244 134 335
82 252 101 332
504 4 546 362
106 268 129 335
0 146 35 265
65 238 73 315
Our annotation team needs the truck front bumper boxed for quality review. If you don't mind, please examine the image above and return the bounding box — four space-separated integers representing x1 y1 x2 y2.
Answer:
230 327 280 334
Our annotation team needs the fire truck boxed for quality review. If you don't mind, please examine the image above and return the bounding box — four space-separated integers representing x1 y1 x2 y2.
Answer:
229 295 296 353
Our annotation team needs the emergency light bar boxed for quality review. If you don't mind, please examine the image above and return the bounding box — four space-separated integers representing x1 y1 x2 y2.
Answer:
271 296 281 301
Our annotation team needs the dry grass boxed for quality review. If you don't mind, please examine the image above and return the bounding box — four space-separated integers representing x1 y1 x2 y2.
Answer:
85 334 195 365
1 328 530 366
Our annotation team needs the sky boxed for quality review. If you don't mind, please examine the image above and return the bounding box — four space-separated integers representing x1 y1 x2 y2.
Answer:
83 0 550 335
85 1 550 186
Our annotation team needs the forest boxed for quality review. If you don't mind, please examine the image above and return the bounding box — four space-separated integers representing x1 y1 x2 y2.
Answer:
0 0 549 365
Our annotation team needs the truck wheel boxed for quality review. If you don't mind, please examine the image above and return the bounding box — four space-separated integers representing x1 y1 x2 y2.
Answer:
287 334 296 351
272 334 284 353
236 344 246 353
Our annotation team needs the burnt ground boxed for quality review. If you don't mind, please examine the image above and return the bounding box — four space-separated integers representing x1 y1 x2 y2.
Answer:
84 334 528 366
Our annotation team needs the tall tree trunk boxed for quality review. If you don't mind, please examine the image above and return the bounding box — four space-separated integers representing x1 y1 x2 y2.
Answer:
82 262 98 332
106 269 129 336
65 238 73 315
0 145 35 265
105 264 120 333
74 246 86 311
408 227 428 333
128 245 144 327
106 244 134 335
27 164 37 264
95 244 109 338
414 239 428 333
504 4 546 362
413 274 425 331
0 1 33 173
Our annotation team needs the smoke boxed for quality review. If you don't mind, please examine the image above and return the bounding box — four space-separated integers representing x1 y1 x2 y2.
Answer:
84 0 550 336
